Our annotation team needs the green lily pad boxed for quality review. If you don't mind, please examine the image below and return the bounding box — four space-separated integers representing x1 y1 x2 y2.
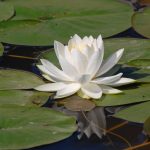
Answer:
127 59 150 69
126 67 150 83
144 117 150 136
0 69 45 90
114 101 150 123
40 49 58 66
4 0 132 21
0 2 14 22
0 90 51 106
132 7 150 38
0 105 76 150
94 84 150 106
0 0 133 45
104 38 150 63
0 43 4 56
117 63 150 83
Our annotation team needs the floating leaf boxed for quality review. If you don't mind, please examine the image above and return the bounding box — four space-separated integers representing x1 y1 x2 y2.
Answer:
94 84 150 106
0 69 45 90
104 38 150 63
40 49 58 66
126 67 150 83
0 43 4 56
144 117 150 136
114 101 150 123
118 63 150 83
0 3 14 22
132 7 150 38
64 95 95 112
127 59 150 69
0 90 51 106
0 0 133 45
0 105 76 150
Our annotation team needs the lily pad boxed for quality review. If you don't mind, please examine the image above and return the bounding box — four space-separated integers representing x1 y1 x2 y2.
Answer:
144 117 150 136
0 69 45 90
0 43 4 56
118 63 150 83
132 7 150 38
64 95 95 112
94 84 150 106
127 59 150 69
0 90 51 106
114 101 150 123
0 2 14 22
0 0 133 45
0 105 76 150
104 38 150 63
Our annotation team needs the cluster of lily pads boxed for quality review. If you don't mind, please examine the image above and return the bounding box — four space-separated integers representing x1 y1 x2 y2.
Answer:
0 0 150 149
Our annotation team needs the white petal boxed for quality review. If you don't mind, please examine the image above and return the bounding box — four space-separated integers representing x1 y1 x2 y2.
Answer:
96 35 104 50
64 46 73 64
81 83 102 99
71 49 88 73
86 48 103 78
96 48 124 77
84 45 95 59
89 35 94 45
100 85 122 94
83 36 90 45
55 83 81 99
58 55 79 79
40 59 72 81
37 65 52 76
72 34 82 44
34 82 66 92
108 78 136 87
68 34 82 50
42 74 56 82
77 74 91 85
37 65 64 82
54 41 65 59
91 73 123 84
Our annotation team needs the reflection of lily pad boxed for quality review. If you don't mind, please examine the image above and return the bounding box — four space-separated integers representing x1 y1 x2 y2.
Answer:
0 90 51 106
0 3 14 22
94 84 150 106
64 95 95 111
144 117 150 136
0 0 133 45
0 105 76 150
114 101 150 123
139 0 150 6
0 69 45 90
132 7 150 38
0 43 4 56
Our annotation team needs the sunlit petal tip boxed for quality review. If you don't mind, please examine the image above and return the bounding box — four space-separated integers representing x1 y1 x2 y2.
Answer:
117 48 124 56
73 34 81 40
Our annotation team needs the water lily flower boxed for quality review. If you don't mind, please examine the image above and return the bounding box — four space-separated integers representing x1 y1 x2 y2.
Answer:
35 34 135 99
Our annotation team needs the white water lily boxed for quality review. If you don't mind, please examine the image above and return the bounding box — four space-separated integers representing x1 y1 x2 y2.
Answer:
35 34 135 99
